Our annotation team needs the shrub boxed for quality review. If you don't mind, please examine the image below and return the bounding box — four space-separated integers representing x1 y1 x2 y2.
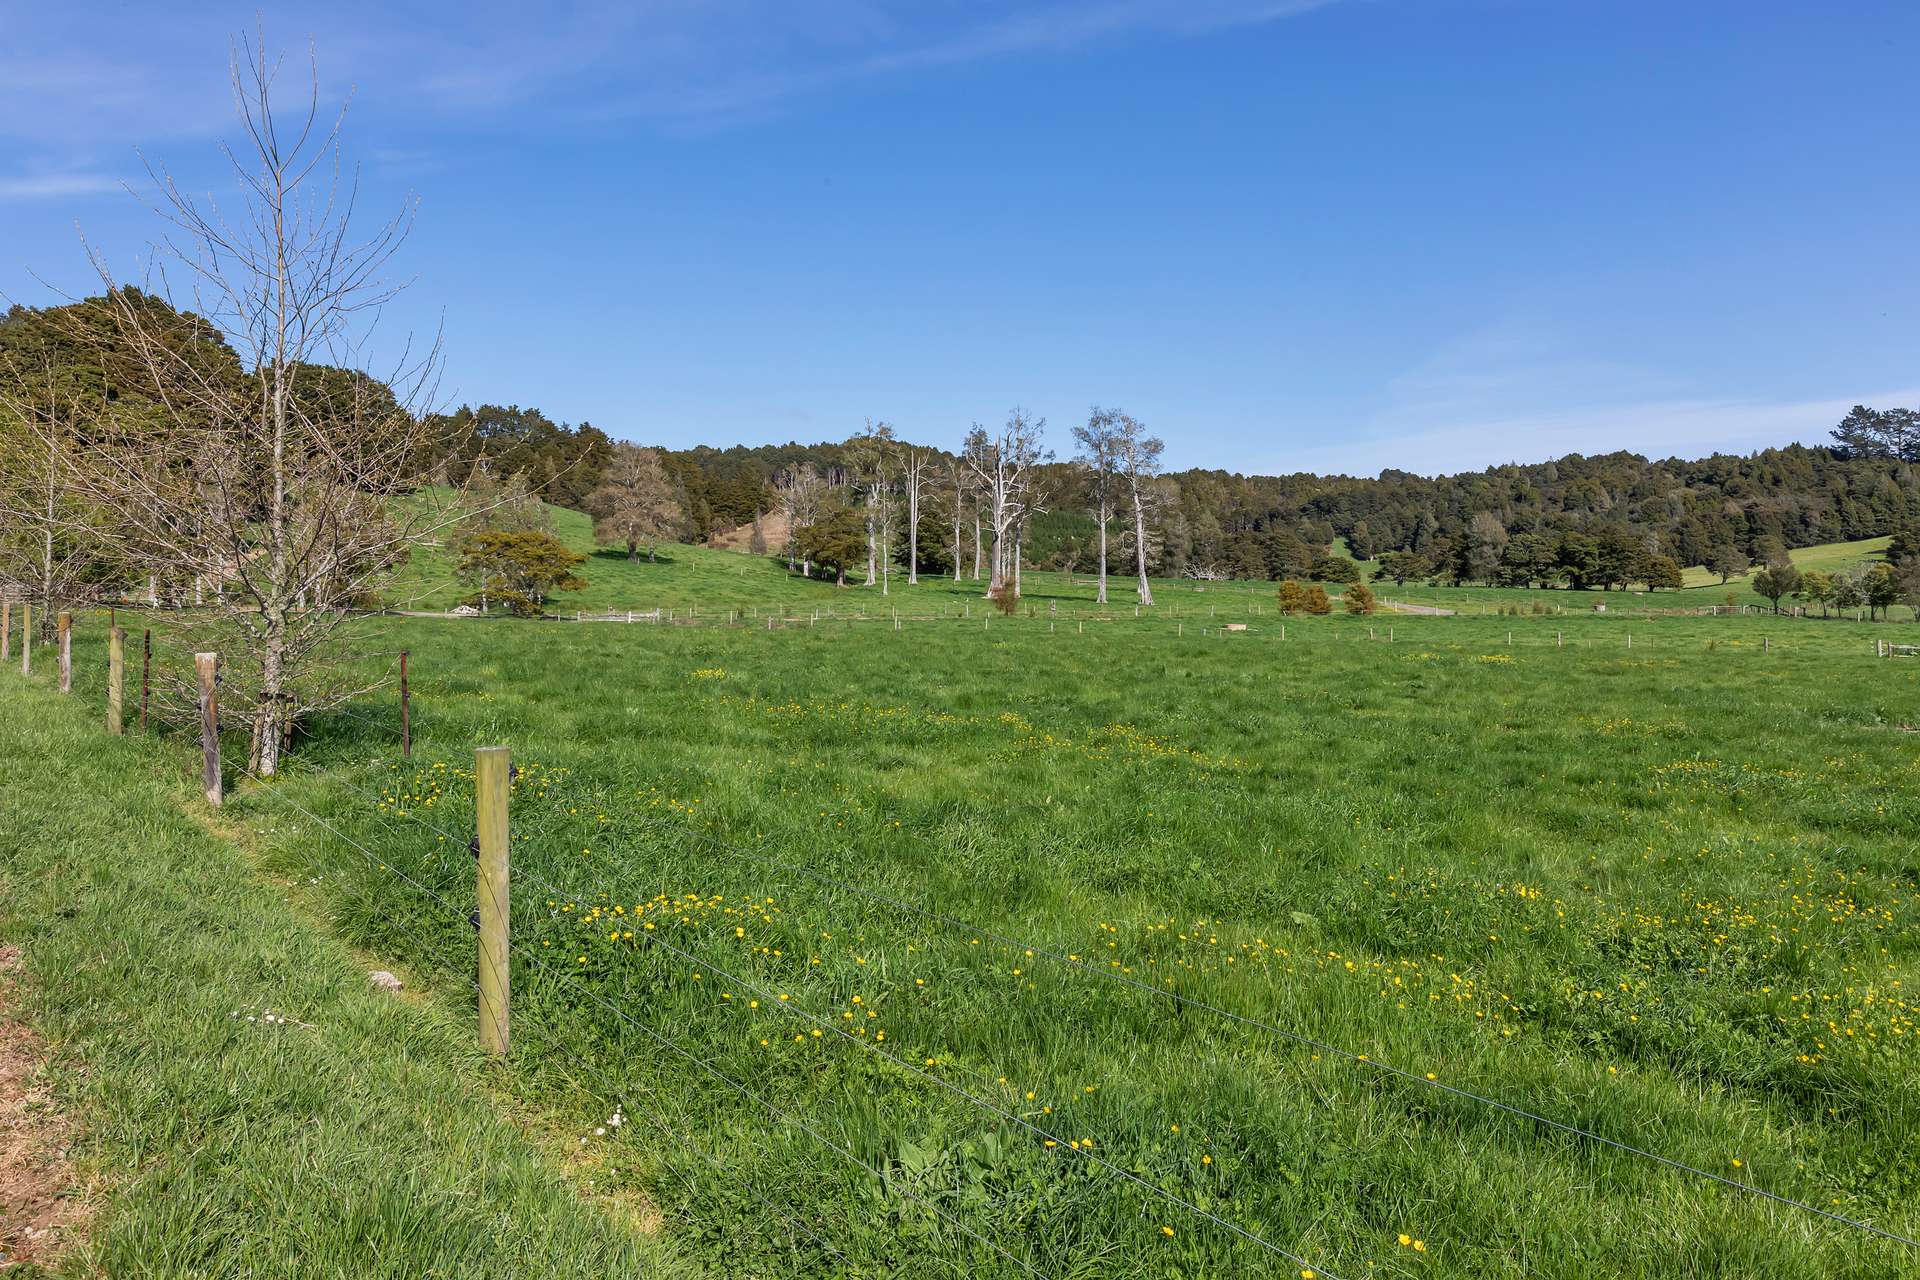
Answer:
1344 580 1377 615
1309 554 1359 582
1305 585 1332 615
1276 580 1309 614
988 585 1020 617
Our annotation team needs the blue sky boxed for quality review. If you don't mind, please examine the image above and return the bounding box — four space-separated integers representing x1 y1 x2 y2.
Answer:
3 0 1917 476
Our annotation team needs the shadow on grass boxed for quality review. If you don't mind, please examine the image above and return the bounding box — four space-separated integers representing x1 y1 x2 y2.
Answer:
589 548 679 567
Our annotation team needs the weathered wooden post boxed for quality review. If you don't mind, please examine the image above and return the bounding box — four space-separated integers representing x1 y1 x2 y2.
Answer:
0 600 9 663
399 650 412 758
1626 633 1632 650
106 626 125 734
1764 636 1771 654
140 630 151 731
20 604 30 676
57 612 71 693
195 652 221 806
475 745 511 1057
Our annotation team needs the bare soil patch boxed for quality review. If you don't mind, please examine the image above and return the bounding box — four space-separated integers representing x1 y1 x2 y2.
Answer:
0 944 88 1271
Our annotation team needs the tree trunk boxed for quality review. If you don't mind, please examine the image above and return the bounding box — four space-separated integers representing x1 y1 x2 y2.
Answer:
865 513 877 586
1013 527 1023 597
973 516 983 581
1096 502 1109 604
258 615 287 776
628 540 638 561
907 489 919 586
1132 493 1154 606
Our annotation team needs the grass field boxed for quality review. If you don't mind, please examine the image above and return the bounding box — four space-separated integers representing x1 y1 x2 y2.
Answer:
383 499 1909 623
21 586 1920 1278
0 662 679 1278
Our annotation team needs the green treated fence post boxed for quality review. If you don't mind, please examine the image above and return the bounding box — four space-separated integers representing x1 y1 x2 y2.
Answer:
475 746 511 1057
107 626 125 734
196 652 221 806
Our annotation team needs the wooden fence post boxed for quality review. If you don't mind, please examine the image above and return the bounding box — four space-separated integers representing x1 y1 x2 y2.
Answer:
1 600 8 663
140 630 151 731
57 612 71 693
475 745 511 1057
107 627 125 734
20 604 30 676
196 652 221 806
399 650 412 758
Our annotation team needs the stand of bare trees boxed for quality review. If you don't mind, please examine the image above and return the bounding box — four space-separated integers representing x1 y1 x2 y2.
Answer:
963 408 1051 600
2 36 468 775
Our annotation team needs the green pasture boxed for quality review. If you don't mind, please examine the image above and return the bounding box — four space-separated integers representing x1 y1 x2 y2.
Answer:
20 595 1918 1278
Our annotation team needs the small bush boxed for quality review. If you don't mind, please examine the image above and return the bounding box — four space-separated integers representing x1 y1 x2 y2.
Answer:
1276 580 1309 614
1344 580 1377 615
1305 585 1332 615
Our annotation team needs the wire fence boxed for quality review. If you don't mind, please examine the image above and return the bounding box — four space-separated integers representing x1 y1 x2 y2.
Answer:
240 749 1920 1270
7 602 1916 1274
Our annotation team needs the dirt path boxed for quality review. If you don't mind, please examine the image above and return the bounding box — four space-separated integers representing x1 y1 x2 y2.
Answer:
1382 598 1456 615
0 944 87 1271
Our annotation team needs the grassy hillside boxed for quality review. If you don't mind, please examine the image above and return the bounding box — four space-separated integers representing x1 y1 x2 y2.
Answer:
1680 535 1891 589
388 498 1912 621
0 671 676 1279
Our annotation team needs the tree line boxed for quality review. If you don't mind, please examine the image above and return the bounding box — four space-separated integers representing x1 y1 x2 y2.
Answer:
399 402 1920 591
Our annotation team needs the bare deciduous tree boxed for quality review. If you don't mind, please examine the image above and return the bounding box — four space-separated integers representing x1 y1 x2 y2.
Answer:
1111 411 1164 605
1072 406 1127 605
0 340 118 634
586 443 682 561
901 444 932 586
62 37 458 775
946 459 966 582
773 462 824 575
845 419 895 588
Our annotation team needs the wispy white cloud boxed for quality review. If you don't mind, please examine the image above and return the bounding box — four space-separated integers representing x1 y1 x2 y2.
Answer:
1280 388 1920 479
0 170 123 202
1267 323 1912 477
0 1 1343 147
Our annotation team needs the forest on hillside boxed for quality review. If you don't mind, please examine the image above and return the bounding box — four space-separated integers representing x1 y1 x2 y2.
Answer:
8 290 1919 592
411 395 1920 588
